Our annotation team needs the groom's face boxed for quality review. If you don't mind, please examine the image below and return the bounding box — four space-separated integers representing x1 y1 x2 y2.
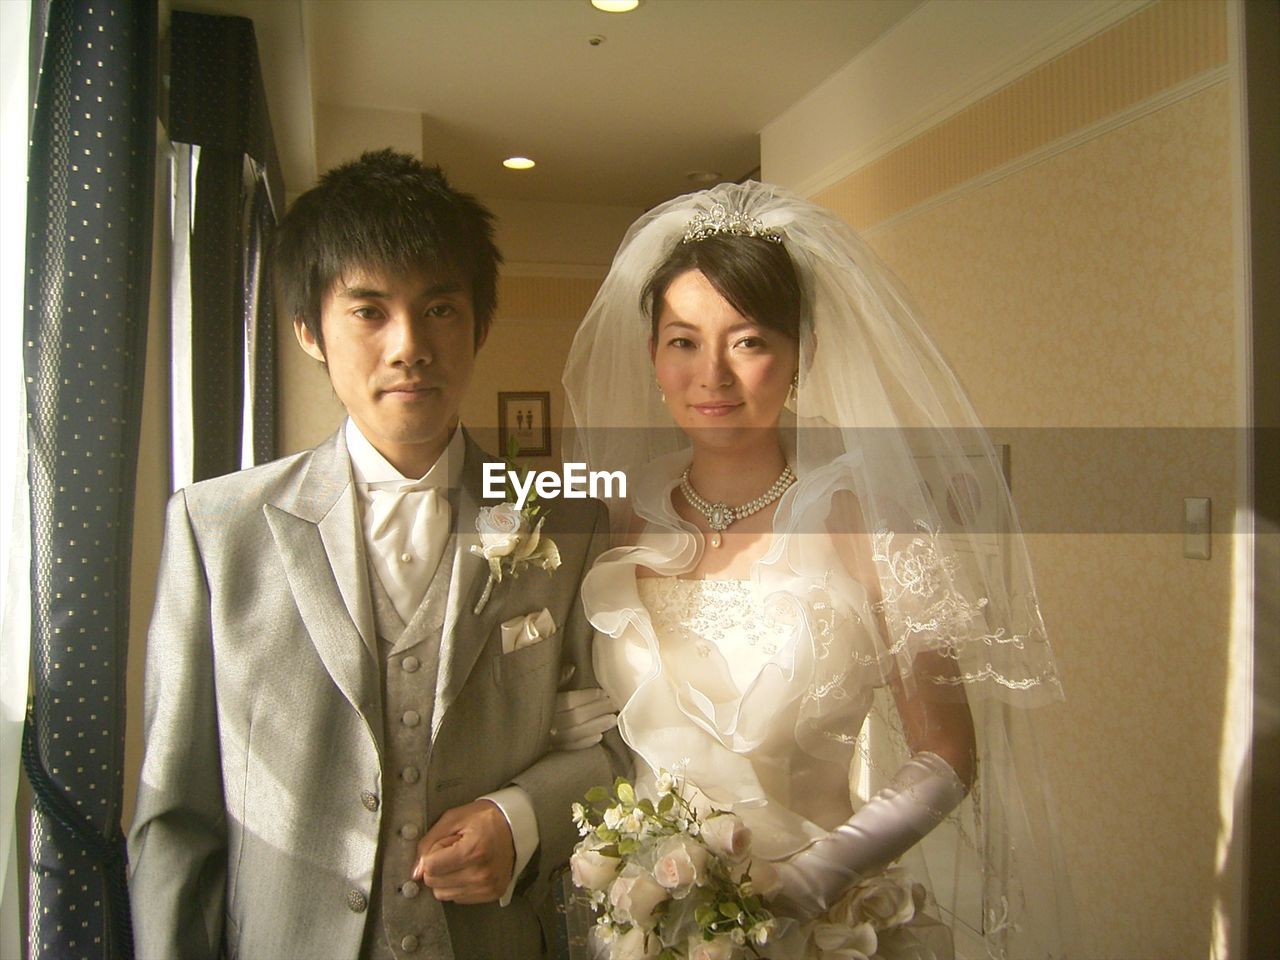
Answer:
295 264 483 478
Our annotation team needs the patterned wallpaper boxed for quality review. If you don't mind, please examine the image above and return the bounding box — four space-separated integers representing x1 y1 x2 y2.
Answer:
811 3 1237 955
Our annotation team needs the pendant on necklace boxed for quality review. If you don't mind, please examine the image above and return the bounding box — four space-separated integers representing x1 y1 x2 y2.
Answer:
709 532 722 548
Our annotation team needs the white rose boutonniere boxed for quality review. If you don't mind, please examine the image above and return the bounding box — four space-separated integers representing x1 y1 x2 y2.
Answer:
470 467 560 613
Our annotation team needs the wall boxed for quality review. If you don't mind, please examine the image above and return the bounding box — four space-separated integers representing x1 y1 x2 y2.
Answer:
763 1 1238 956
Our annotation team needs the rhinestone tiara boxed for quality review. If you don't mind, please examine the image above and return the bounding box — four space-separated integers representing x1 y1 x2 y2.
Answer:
682 202 784 244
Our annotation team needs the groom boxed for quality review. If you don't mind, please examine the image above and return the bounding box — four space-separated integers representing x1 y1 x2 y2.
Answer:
128 150 623 959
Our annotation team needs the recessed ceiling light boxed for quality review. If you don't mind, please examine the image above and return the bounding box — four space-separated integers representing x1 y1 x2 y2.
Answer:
686 170 721 184
503 156 536 170
591 0 641 13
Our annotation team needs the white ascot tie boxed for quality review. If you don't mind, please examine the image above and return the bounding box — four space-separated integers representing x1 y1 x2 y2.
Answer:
363 479 451 625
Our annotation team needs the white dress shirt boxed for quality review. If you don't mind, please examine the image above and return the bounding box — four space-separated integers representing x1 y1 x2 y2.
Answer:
345 419 538 906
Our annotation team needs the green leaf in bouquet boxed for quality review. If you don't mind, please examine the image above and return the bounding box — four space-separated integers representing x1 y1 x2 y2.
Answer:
596 826 619 843
636 798 655 817
599 844 620 858
616 780 636 804
719 902 743 920
618 838 640 856
695 904 719 928
585 786 609 804
657 794 675 815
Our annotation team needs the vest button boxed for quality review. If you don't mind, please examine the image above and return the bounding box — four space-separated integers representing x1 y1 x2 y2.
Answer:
361 791 379 812
346 889 367 913
402 709 421 727
402 765 421 784
400 822 421 840
400 880 420 899
402 655 420 673
400 934 420 952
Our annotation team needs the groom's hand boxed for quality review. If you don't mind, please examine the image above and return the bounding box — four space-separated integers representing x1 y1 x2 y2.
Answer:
413 799 515 904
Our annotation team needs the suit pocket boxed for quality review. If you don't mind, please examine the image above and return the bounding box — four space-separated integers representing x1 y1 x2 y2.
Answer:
492 633 560 686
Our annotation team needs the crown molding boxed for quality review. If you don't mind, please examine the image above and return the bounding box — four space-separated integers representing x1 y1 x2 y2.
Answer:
862 65 1228 238
766 0 1148 199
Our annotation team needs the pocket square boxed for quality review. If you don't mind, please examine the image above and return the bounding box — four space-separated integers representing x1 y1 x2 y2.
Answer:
500 608 557 654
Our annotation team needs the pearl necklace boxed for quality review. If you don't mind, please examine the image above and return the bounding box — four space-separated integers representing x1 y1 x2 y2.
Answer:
679 464 796 548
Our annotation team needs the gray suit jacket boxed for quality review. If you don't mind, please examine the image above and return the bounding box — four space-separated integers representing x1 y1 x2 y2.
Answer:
128 428 623 959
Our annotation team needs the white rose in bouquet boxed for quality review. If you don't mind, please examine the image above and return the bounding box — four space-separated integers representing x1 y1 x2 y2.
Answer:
611 925 661 960
609 865 670 929
570 846 621 892
840 867 920 930
814 919 878 960
700 813 751 863
688 934 737 960
736 857 779 898
653 834 710 894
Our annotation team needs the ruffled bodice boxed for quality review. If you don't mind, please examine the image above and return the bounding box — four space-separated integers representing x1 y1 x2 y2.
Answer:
584 454 891 862
637 578 792 700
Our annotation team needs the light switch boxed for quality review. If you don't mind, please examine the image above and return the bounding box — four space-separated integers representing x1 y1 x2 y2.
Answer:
1183 497 1211 560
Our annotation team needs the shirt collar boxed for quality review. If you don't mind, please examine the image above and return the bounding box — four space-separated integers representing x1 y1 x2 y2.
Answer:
345 417 465 490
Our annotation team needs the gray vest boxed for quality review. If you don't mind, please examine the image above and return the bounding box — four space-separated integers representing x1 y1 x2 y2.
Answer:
361 542 457 960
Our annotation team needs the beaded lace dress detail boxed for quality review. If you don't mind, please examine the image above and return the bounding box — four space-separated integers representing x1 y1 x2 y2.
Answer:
637 578 792 694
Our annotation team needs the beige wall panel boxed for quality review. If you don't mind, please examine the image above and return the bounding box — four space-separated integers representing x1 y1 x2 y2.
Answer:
1027 531 1230 959
461 274 602 465
865 83 1234 429
275 309 345 456
851 81 1235 960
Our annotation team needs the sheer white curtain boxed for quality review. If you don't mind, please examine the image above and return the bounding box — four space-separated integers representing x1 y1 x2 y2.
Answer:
0 3 32 955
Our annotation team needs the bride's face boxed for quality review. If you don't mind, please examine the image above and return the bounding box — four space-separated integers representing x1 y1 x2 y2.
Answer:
650 269 798 450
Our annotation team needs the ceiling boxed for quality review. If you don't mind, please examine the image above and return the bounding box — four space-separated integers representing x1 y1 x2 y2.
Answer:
185 0 921 209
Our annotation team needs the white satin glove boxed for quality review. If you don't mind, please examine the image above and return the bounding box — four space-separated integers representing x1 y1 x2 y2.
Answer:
548 687 618 750
773 752 967 917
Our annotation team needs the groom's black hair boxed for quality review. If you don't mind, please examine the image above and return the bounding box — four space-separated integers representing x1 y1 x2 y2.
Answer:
274 149 502 352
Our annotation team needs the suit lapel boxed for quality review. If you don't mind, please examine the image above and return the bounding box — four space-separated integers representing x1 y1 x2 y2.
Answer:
433 433 506 740
265 429 381 743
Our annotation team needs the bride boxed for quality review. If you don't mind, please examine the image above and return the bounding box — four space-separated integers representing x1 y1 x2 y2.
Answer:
561 183 1077 959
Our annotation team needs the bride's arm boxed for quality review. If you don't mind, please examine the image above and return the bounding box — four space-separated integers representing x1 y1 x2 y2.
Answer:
830 488 976 784
770 496 977 916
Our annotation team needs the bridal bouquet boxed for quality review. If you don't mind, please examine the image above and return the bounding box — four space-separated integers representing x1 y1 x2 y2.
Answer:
569 773 778 960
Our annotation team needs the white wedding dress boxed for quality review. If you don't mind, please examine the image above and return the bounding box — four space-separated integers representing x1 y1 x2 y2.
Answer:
582 454 961 960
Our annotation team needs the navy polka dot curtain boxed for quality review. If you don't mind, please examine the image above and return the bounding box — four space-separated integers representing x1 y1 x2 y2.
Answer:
170 10 282 483
21 1 157 958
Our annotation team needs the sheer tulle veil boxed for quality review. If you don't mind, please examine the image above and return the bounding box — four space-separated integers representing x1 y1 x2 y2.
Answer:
563 182 1078 958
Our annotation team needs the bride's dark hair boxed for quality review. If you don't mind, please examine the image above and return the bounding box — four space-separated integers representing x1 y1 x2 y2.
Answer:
641 234 802 341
